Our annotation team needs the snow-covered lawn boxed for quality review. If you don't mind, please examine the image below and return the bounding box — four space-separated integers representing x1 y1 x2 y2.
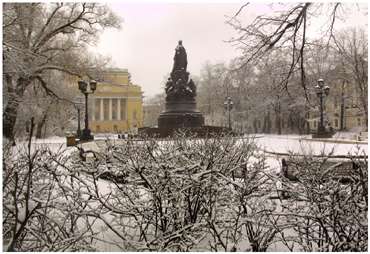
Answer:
23 133 367 157
17 133 366 177
29 133 367 154
254 134 367 157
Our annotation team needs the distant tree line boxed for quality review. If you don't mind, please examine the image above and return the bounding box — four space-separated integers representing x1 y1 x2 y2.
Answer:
196 27 367 134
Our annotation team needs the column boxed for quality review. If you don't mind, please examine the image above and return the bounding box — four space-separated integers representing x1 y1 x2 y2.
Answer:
100 98 104 121
92 97 95 121
109 98 112 120
117 98 121 120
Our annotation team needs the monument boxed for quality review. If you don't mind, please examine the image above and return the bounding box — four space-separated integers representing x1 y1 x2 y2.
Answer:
157 41 205 132
139 41 231 138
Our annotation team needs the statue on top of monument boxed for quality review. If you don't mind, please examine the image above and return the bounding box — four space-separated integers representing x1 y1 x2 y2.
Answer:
165 40 197 101
172 40 187 72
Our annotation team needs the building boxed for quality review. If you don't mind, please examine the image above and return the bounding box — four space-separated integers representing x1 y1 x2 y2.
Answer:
86 68 143 134
66 68 143 134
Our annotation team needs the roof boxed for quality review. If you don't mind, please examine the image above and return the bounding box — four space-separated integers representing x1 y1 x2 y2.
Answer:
103 68 129 74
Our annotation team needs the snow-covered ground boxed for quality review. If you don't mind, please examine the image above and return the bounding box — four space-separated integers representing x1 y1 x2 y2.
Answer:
19 133 367 168
251 134 367 157
13 134 366 176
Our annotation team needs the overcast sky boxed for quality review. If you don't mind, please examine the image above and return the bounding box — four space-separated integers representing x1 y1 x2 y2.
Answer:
92 2 368 98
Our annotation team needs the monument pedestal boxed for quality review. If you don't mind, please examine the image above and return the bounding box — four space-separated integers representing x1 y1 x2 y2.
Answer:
158 99 204 129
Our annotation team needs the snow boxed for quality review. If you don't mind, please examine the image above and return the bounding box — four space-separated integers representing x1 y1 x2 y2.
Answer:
6 133 367 251
22 133 367 158
254 134 367 157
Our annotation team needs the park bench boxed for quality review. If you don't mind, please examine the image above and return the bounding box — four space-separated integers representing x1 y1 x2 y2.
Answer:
280 158 364 184
276 157 365 199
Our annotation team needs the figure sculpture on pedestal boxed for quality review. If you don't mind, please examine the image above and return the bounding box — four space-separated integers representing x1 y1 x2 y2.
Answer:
172 40 187 72
166 40 196 101
158 40 204 131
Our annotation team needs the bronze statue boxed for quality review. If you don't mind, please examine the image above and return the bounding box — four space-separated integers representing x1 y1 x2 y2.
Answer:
172 40 187 72
165 40 197 101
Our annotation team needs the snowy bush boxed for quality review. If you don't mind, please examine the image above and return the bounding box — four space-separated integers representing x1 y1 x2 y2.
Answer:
276 152 368 251
3 139 95 251
69 134 278 251
4 133 367 251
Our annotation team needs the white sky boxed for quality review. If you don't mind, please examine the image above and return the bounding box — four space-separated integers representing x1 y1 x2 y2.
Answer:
91 1 368 98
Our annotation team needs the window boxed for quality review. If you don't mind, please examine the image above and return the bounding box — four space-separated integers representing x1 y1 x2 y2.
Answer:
357 118 362 126
103 98 109 120
112 99 118 120
120 98 126 120
95 98 101 121
313 121 317 128
334 119 339 128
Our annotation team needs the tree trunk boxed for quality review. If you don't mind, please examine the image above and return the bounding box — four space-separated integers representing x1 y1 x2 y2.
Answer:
275 101 282 135
263 115 267 133
305 109 310 134
340 81 346 130
275 115 281 135
267 110 271 133
359 95 368 130
253 119 258 133
36 113 48 139
3 76 30 140
297 116 305 134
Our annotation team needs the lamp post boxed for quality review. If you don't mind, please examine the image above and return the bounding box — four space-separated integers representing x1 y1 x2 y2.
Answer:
224 96 234 130
78 80 97 141
73 98 84 138
314 78 331 138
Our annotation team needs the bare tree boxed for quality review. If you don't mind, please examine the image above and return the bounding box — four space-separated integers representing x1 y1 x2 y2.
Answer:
3 3 121 140
226 3 366 99
332 28 368 128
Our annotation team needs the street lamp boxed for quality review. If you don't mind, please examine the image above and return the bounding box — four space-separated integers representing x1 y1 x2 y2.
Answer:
314 78 331 138
224 96 234 130
73 98 84 139
78 80 97 141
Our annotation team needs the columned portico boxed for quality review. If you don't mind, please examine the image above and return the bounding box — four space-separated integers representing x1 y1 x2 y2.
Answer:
90 95 142 133
87 68 143 134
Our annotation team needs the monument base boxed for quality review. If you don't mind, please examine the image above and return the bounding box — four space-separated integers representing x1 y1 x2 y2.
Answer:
312 132 334 139
158 99 204 129
158 111 204 129
139 125 234 138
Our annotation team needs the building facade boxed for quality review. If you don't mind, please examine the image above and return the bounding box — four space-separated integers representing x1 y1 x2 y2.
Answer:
88 68 143 134
307 81 367 132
